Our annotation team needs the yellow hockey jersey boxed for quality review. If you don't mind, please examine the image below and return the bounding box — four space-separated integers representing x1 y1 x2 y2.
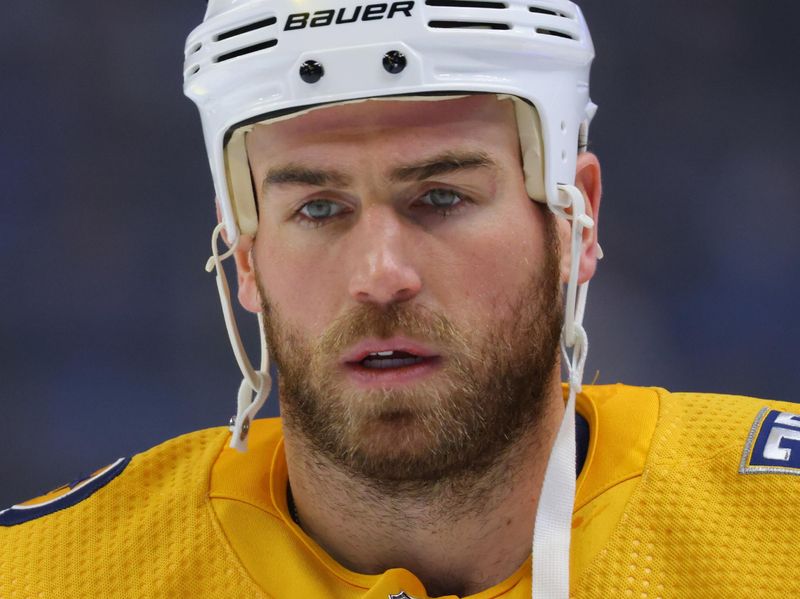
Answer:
1 384 799 598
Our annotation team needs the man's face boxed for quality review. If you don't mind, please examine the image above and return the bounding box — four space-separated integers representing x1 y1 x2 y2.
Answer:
241 95 564 485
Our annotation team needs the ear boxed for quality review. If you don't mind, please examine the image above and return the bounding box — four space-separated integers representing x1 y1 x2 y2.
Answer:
216 200 262 314
559 152 602 284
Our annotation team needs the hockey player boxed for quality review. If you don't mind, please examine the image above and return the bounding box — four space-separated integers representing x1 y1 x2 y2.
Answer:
1 1 798 597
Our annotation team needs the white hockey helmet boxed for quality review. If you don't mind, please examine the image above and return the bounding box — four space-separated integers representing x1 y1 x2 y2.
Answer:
184 0 596 245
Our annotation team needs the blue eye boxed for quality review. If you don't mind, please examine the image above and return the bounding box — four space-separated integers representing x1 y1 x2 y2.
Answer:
299 200 343 220
420 189 464 211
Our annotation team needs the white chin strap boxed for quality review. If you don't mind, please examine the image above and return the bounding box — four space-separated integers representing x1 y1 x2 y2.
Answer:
532 183 596 599
205 223 271 452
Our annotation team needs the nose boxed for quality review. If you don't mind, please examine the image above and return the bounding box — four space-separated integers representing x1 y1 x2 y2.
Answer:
347 206 422 306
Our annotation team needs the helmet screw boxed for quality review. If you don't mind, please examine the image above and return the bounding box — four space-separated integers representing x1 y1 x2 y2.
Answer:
382 50 407 74
299 60 324 84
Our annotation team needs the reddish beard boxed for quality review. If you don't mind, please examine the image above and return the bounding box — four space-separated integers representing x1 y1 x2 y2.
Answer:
258 212 563 490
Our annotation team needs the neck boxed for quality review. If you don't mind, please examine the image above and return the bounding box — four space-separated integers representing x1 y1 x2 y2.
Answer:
282 379 565 597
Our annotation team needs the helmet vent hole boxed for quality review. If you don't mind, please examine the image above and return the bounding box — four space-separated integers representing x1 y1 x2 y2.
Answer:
536 28 576 41
215 16 278 42
214 39 278 63
188 42 202 55
528 5 569 18
426 0 507 8
188 65 200 76
428 20 510 30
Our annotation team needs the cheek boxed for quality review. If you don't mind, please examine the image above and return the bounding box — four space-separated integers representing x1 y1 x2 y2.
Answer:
254 233 345 333
432 205 548 326
554 217 571 283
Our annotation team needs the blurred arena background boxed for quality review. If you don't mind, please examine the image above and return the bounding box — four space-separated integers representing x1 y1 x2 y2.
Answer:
2 0 799 507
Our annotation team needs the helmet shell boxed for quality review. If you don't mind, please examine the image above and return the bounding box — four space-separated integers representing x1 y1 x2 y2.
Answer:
184 0 595 242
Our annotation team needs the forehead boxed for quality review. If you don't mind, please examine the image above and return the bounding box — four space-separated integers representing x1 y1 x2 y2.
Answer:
245 95 519 159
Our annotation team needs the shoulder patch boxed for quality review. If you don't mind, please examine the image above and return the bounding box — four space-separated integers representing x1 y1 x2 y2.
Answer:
740 408 800 475
0 457 130 526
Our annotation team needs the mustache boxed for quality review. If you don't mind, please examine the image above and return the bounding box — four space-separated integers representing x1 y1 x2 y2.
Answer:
314 302 474 361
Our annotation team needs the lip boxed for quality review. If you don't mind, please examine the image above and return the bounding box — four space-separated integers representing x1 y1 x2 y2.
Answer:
341 337 439 364
341 336 442 388
344 358 442 387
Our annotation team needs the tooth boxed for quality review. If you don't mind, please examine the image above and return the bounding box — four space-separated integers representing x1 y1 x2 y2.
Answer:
376 351 394 357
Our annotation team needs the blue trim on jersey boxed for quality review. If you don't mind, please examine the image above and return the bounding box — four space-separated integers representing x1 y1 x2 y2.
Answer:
0 457 131 527
576 410 589 478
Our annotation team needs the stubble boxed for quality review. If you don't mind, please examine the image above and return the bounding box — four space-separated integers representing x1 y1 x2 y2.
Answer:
257 210 563 500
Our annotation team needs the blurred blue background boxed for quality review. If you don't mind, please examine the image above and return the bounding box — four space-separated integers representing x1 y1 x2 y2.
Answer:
2 1 799 507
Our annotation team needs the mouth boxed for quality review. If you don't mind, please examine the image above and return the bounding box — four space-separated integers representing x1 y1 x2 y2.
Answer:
358 350 429 369
341 338 442 385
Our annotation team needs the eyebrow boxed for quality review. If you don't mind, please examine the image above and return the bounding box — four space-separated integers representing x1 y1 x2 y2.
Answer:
263 165 352 190
261 150 495 193
389 151 496 183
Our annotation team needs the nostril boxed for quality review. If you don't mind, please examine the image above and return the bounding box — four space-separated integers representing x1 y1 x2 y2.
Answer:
350 275 422 306
393 286 417 303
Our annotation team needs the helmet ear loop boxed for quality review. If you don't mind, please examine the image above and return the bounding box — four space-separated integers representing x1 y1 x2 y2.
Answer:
550 183 594 391
206 223 273 451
